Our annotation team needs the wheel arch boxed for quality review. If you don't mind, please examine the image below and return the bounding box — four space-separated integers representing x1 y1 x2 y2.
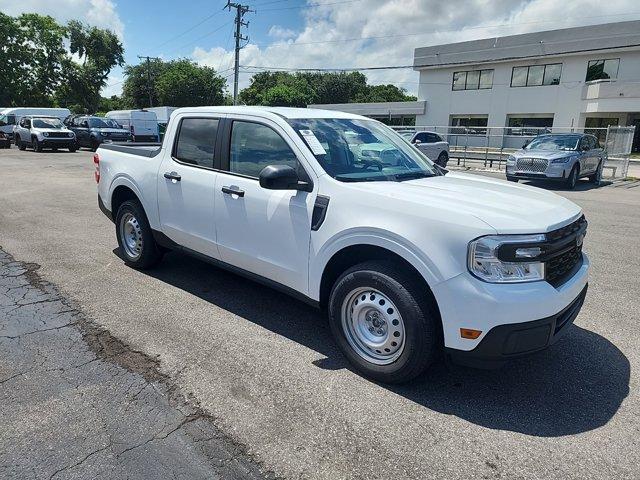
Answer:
110 182 144 220
316 243 442 327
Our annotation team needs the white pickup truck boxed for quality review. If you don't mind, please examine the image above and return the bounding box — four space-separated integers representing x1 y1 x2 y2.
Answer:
96 106 589 383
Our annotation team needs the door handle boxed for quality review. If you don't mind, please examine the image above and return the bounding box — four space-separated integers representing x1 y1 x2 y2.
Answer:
164 171 181 181
221 186 245 197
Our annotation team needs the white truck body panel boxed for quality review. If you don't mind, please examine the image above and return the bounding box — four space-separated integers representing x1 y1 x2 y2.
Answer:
96 106 588 355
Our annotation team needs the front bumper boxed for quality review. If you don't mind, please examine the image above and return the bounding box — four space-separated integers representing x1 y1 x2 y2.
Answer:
40 138 76 148
446 284 587 368
506 162 570 180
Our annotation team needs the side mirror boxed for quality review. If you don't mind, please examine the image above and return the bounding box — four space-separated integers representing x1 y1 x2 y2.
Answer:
413 139 421 145
522 140 530 148
259 165 311 191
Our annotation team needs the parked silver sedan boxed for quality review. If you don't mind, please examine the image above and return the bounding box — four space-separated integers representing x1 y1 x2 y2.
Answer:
506 133 605 189
404 131 450 167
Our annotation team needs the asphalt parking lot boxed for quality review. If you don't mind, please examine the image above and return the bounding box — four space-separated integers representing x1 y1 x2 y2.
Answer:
1 147 639 479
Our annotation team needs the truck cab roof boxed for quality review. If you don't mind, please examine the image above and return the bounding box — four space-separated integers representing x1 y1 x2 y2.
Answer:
170 106 369 121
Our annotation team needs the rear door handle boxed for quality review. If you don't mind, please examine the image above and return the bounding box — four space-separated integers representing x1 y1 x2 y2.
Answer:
221 186 245 197
164 171 181 181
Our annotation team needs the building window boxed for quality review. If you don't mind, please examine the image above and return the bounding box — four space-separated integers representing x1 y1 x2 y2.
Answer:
585 117 619 143
452 69 494 90
507 116 554 136
511 63 562 87
450 115 488 135
586 59 619 82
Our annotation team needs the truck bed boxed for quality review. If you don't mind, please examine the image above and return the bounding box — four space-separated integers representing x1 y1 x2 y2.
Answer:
99 142 162 158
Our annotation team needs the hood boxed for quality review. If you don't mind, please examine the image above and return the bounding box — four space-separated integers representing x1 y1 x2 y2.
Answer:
514 149 578 160
94 128 129 134
346 172 582 234
36 127 73 134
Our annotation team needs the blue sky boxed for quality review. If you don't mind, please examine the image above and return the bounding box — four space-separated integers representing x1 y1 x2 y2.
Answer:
3 0 640 97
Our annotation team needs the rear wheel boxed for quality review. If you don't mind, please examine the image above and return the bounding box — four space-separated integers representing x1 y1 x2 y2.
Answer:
436 151 449 168
115 200 163 269
565 165 579 189
328 260 439 383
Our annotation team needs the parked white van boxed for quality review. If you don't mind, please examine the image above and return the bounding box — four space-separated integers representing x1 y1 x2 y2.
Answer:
0 108 71 140
105 110 159 143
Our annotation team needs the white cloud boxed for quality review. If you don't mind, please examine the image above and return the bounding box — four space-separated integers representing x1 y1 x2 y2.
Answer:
268 25 297 39
0 0 125 39
190 0 640 96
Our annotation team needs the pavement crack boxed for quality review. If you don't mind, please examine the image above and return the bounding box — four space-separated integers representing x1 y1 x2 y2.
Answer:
48 443 113 480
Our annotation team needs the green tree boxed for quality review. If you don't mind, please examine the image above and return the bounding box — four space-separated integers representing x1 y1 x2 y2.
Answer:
56 20 124 112
238 70 416 107
122 59 226 108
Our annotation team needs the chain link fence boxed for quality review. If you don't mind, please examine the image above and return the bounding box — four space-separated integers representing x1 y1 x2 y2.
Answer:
391 125 636 178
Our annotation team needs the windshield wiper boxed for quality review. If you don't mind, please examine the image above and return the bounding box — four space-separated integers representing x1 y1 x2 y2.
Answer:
335 175 391 182
393 171 436 181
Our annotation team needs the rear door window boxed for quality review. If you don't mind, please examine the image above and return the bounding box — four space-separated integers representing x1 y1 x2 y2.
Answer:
173 117 218 168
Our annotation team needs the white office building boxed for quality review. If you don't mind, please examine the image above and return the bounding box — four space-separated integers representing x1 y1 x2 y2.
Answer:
412 21 640 151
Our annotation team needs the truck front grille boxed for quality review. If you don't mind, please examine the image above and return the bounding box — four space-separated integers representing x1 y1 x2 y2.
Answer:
516 157 549 172
544 216 587 287
47 132 70 138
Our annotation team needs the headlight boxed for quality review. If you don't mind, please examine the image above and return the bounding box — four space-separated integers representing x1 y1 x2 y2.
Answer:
43 132 49 137
468 234 546 283
506 155 516 165
551 156 572 164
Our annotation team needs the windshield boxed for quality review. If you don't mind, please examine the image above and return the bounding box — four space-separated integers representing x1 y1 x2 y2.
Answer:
32 118 63 129
287 118 438 182
88 118 112 128
525 136 579 151
105 119 122 128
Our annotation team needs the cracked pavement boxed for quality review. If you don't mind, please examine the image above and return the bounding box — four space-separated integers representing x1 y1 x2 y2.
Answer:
0 250 270 480
0 149 638 479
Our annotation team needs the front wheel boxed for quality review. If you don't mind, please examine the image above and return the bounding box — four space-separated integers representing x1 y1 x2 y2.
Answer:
565 165 579 190
33 138 43 152
68 144 77 153
115 200 163 269
506 176 519 182
588 161 602 184
328 260 440 383
436 151 449 168
16 136 26 150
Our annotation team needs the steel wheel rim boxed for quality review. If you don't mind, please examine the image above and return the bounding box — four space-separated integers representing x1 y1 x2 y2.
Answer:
341 287 406 365
119 212 143 260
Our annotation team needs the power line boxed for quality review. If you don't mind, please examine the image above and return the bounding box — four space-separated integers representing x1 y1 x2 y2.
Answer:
153 9 226 52
241 64 413 72
259 0 363 11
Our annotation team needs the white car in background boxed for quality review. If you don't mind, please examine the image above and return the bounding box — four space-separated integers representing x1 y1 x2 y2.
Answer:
403 131 450 167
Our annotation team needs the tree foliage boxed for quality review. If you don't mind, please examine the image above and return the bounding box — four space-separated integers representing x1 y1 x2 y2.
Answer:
239 71 416 107
122 59 227 109
0 13 123 112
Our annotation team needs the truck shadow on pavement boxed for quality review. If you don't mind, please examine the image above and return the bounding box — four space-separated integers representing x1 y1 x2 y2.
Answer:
139 250 630 439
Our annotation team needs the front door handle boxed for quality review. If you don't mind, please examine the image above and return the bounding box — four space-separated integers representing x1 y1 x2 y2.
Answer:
164 171 181 181
221 186 245 197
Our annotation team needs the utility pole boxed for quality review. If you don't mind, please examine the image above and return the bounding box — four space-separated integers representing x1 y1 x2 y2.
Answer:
137 55 160 108
226 1 254 105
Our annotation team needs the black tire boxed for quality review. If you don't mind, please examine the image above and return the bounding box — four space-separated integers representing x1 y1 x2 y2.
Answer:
33 137 43 152
588 161 602 184
68 144 77 153
115 200 163 269
565 165 579 189
328 260 440 384
507 176 519 182
436 151 449 168
16 136 26 151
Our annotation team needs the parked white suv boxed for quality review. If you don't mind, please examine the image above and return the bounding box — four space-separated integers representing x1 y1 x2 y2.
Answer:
13 116 76 152
96 107 589 383
404 131 449 167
